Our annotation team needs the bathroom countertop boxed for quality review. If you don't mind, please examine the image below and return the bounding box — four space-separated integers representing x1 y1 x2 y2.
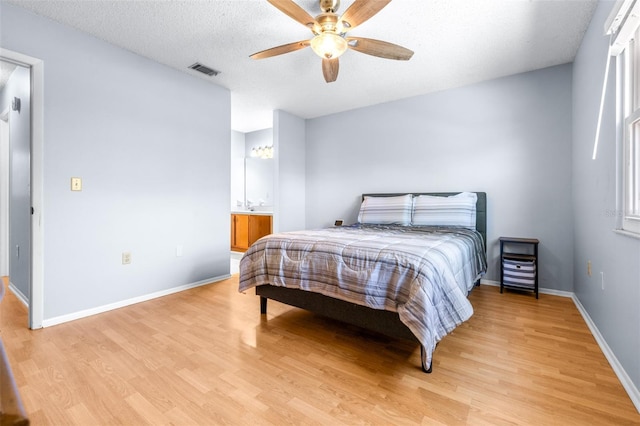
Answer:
231 210 273 216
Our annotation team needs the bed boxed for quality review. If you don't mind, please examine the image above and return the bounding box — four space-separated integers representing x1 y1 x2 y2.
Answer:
239 192 487 372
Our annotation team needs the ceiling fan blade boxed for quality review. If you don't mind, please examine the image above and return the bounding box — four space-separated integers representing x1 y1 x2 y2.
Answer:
267 0 318 31
346 37 413 60
250 40 310 60
322 58 339 83
339 0 391 31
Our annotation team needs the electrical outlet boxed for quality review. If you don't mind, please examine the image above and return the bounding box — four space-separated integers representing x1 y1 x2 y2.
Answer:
176 245 183 257
587 260 592 276
122 252 132 265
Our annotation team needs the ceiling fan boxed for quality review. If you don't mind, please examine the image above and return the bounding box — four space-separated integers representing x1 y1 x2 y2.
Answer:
250 0 414 83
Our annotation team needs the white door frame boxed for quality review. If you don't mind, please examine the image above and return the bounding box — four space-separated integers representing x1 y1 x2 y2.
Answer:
0 109 9 277
0 48 44 329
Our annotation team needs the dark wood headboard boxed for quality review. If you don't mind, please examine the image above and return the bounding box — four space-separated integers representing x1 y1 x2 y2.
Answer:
362 192 487 251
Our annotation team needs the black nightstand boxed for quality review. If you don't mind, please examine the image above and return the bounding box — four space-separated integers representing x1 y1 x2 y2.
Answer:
499 237 539 298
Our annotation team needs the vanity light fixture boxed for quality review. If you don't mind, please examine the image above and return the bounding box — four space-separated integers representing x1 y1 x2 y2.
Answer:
250 145 274 159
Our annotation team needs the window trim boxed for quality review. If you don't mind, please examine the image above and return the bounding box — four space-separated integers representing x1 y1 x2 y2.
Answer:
607 3 640 237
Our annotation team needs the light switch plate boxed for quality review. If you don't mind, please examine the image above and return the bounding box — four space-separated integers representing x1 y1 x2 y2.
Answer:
71 177 82 191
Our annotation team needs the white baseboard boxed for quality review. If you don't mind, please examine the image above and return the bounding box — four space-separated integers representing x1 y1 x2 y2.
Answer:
571 294 640 413
42 274 231 328
480 278 640 414
480 279 573 298
8 282 28 307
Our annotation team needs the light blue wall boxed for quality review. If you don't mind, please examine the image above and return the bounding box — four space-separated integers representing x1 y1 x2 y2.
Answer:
245 128 272 155
1 4 231 320
274 110 305 233
305 65 574 289
0 64 31 301
573 0 640 399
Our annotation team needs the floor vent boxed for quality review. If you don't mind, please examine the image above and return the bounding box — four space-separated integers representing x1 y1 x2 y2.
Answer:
188 63 220 77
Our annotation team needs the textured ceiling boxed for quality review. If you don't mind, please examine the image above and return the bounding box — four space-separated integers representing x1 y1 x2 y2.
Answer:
5 0 598 132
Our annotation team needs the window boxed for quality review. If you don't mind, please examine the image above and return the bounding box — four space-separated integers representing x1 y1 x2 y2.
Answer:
603 1 640 236
622 26 640 234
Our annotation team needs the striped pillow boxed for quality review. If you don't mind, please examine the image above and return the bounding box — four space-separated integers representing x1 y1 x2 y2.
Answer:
411 192 477 228
357 194 412 225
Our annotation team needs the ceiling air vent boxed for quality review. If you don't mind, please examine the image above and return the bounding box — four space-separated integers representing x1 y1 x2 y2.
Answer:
188 62 220 77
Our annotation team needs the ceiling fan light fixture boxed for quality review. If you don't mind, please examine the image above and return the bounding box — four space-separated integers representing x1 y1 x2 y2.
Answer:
251 0 413 82
310 32 347 59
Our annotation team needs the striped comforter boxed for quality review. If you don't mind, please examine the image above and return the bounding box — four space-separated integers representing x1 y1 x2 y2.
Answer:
239 224 487 368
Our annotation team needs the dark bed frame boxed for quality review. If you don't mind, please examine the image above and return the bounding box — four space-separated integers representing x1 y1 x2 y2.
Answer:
256 192 487 373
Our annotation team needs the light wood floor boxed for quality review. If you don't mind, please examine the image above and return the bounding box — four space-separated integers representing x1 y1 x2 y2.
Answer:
1 276 639 425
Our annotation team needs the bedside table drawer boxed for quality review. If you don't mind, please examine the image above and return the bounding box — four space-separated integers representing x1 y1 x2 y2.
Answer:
503 258 536 289
499 237 539 298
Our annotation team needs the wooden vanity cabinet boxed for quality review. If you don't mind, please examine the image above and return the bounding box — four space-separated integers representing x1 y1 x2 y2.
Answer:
231 214 272 252
231 214 250 251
